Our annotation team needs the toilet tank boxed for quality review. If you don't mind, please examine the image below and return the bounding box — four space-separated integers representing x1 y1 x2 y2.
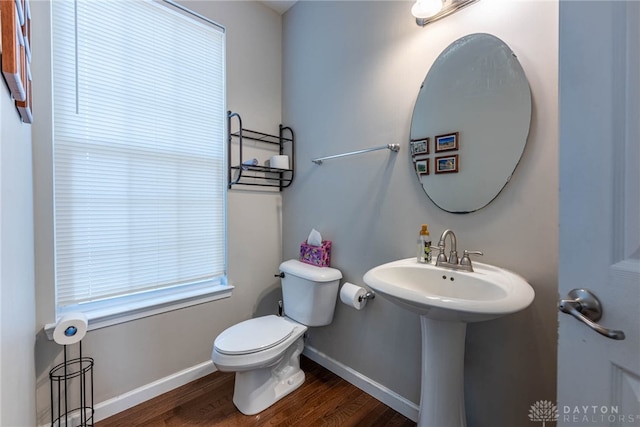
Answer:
279 260 342 327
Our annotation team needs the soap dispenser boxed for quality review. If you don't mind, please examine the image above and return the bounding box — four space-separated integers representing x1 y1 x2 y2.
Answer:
416 224 432 263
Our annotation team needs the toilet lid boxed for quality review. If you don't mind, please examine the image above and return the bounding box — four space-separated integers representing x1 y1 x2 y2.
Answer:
214 315 295 355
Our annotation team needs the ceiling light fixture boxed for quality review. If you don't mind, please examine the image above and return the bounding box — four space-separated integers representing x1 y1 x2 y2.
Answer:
412 0 480 27
411 0 443 20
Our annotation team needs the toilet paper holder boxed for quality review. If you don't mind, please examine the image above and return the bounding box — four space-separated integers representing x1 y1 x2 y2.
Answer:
358 291 375 302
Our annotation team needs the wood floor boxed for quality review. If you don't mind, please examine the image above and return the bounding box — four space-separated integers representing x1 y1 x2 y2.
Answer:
96 356 416 426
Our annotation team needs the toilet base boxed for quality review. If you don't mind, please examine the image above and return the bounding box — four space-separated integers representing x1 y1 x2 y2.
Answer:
232 336 306 415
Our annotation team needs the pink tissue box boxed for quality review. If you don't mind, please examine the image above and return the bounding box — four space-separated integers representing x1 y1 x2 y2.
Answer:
299 240 332 267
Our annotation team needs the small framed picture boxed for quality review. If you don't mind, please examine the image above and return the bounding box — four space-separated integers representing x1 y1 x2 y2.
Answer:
415 159 429 175
434 132 459 152
410 138 429 156
435 155 459 174
1 0 26 102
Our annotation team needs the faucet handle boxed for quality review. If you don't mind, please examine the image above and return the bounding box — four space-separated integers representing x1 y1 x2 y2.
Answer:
462 250 483 257
430 245 447 264
460 250 483 271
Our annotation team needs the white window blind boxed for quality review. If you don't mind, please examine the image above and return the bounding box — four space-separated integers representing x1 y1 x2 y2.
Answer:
51 0 227 316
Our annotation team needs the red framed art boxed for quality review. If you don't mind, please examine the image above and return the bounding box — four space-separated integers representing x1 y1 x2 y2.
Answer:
1 0 32 123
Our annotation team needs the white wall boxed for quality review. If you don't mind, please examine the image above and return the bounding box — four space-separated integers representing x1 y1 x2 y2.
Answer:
282 1 558 425
31 1 285 424
0 84 36 423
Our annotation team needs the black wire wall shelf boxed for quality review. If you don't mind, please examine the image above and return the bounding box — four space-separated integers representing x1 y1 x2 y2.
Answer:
227 111 295 191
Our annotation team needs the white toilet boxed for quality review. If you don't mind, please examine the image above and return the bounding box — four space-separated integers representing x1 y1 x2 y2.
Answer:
211 259 342 415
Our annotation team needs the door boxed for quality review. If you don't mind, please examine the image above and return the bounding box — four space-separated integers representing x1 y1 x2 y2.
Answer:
558 1 640 426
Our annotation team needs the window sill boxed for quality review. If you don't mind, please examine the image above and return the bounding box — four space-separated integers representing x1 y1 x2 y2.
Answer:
44 283 234 340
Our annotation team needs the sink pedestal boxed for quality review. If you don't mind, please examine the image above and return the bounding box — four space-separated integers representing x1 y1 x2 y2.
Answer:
363 257 535 426
419 317 467 427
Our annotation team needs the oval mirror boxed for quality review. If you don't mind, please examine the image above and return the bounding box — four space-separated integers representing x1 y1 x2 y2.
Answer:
410 33 531 213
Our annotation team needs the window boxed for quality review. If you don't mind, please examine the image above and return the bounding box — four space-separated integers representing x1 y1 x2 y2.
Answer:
50 0 228 326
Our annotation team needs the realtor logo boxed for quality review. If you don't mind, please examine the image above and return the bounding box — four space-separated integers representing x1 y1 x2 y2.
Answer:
529 400 559 426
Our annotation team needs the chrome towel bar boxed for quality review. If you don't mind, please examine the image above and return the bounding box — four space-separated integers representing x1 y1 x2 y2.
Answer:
311 144 400 165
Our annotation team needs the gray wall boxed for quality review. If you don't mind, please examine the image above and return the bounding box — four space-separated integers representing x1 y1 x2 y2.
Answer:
282 1 558 425
22 0 560 425
0 70 36 423
31 1 285 424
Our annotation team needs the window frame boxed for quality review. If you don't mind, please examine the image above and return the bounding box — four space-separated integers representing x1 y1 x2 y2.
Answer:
42 0 231 337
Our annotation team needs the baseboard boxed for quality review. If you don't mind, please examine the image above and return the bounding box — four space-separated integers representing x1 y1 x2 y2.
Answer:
41 348 416 426
302 346 419 422
94 360 217 423
39 360 217 427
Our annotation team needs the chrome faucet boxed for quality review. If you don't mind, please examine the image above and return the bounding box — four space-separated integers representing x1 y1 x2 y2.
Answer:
439 229 458 264
431 229 483 272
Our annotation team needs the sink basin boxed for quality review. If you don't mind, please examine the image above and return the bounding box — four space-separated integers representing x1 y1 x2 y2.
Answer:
363 257 534 322
363 257 535 426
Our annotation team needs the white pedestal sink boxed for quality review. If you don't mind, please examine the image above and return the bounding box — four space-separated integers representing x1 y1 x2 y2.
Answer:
363 258 534 427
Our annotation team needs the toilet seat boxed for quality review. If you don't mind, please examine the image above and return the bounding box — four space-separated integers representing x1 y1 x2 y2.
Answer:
214 315 295 355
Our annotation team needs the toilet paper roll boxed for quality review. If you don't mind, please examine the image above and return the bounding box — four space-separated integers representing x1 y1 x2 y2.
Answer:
340 282 368 310
53 312 88 345
270 155 289 170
